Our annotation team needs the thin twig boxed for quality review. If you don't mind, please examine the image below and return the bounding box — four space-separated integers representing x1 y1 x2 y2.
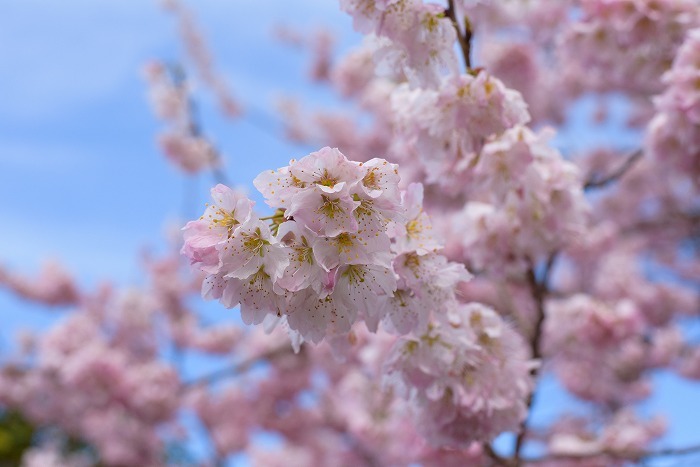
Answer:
513 254 557 465
446 0 473 70
181 345 292 391
622 211 700 236
584 149 643 190
166 63 232 186
523 442 700 464
325 415 381 467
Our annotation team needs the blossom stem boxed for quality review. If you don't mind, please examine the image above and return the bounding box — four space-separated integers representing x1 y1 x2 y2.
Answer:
259 213 285 221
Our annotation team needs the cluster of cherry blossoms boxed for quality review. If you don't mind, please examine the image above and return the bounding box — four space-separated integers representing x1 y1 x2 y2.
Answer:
547 410 666 464
450 126 590 275
648 27 700 183
544 293 677 403
386 303 533 446
182 146 473 344
559 0 700 98
0 261 79 307
180 145 545 447
0 296 181 466
339 0 459 88
391 71 530 192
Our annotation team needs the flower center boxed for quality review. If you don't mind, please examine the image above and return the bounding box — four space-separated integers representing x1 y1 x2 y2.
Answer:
318 195 344 219
242 227 269 256
317 169 339 188
211 208 239 238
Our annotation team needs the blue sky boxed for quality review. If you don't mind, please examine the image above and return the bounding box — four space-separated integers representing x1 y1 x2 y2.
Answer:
0 0 355 282
1 1 700 464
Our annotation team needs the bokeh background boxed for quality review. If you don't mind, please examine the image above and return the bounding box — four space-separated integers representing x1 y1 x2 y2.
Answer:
1 1 700 464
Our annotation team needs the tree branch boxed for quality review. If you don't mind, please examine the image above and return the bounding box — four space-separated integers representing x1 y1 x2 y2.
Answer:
523 442 700 464
181 345 293 391
584 149 643 191
513 254 557 465
446 0 473 70
166 62 231 186
483 443 511 467
326 418 381 467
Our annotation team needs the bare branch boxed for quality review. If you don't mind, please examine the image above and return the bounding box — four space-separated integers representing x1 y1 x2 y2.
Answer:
523 442 700 464
181 345 293 391
446 0 473 70
483 443 511 467
584 149 643 190
325 416 382 467
513 253 557 465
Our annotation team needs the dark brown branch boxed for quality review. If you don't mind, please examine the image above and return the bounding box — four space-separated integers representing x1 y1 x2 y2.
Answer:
324 415 381 467
483 443 511 467
446 0 473 70
584 149 643 190
513 254 557 465
523 442 700 464
622 210 700 236
181 345 292 391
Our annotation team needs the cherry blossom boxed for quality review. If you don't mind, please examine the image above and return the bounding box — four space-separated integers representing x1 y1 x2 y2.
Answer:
3 1 700 465
385 303 534 446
